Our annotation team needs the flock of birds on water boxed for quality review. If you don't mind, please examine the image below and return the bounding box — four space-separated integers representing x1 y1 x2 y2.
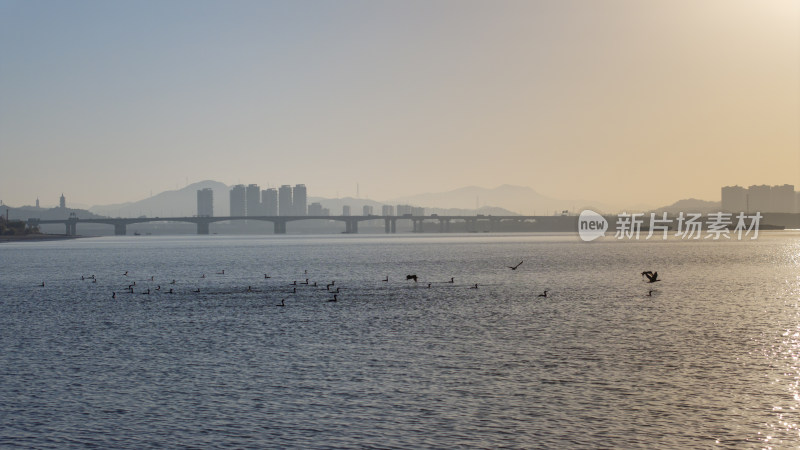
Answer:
36 260 663 305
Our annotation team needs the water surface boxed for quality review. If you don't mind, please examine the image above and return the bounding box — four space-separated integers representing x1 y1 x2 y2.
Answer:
2 233 799 448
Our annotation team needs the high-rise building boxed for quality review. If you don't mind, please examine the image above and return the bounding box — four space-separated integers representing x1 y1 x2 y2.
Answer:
292 184 307 216
197 188 214 217
363 205 373 216
747 185 771 213
721 186 747 213
797 192 800 215
35 198 39 208
59 194 66 209
771 184 795 213
382 205 395 216
396 204 413 215
342 205 351 216
412 207 425 216
308 202 324 216
278 185 292 216
230 185 246 216
262 188 278 216
246 184 261 216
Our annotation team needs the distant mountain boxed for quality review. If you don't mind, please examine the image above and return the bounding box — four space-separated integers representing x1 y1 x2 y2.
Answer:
308 196 517 216
653 198 721 214
85 180 693 219
90 180 230 218
384 184 613 215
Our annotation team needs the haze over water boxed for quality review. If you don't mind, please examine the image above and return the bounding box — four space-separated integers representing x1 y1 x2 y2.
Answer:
2 233 800 447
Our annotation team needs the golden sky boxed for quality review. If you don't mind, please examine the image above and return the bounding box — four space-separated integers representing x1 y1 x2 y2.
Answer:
1 0 797 209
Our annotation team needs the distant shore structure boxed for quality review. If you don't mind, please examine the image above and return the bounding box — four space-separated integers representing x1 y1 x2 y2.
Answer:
721 184 798 214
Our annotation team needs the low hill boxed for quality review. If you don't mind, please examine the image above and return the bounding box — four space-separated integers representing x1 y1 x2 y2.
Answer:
90 180 230 218
653 198 721 214
385 184 612 216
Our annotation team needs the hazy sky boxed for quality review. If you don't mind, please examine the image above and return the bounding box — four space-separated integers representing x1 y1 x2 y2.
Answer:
1 0 798 208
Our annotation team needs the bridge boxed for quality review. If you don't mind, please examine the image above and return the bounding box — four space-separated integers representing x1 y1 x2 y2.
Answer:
26 214 569 236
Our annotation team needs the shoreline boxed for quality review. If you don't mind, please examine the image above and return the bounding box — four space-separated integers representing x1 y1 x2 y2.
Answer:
0 234 88 243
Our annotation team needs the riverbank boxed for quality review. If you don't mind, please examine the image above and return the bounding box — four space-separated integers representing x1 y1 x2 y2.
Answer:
0 234 87 243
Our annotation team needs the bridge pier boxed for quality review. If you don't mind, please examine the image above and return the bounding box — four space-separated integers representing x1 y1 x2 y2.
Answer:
384 218 396 233
438 218 450 233
197 221 209 235
114 223 127 236
273 220 287 234
65 221 77 236
345 219 359 234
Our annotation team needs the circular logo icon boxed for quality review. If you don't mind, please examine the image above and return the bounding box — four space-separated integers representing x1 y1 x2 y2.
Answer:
578 210 607 241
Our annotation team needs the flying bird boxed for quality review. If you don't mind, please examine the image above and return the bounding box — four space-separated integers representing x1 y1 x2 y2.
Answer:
641 271 661 283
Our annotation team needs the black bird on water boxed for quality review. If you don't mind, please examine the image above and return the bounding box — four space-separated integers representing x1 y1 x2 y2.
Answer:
470 283 478 289
406 275 418 282
537 289 549 298
508 261 524 270
276 298 286 307
647 289 655 297
382 276 389 282
641 271 660 283
328 294 338 302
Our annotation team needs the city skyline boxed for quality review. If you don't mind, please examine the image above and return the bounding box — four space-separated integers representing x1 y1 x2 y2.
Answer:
1 1 798 208
13 180 800 219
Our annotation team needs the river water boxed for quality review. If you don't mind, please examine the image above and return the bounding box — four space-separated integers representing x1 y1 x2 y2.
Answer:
2 233 799 448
